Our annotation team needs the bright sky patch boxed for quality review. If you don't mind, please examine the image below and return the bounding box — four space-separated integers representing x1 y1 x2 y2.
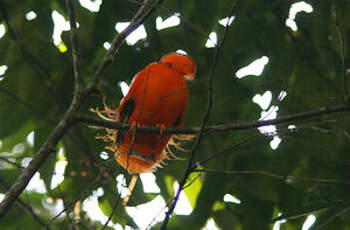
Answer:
218 16 235 27
236 56 269 78
205 32 217 48
156 14 180 30
115 22 147 46
25 11 37 21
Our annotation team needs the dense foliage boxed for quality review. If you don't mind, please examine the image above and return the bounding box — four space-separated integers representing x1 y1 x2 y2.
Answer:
1 0 350 229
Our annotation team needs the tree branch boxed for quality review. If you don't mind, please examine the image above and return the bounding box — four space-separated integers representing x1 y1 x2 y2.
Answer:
194 135 256 167
0 177 50 229
86 0 164 94
66 0 84 91
46 175 102 226
77 104 350 136
128 0 212 42
0 156 25 169
0 111 75 218
161 1 237 228
314 205 350 230
272 207 329 223
0 0 165 219
101 193 121 230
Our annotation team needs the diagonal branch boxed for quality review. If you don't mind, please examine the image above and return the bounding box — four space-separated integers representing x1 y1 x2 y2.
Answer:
86 0 164 94
101 193 122 230
0 0 165 219
46 175 102 226
161 1 237 229
0 109 75 219
314 205 350 230
0 156 25 169
0 177 50 229
127 0 212 42
195 135 256 167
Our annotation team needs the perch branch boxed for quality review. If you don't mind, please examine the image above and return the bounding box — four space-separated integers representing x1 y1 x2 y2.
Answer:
77 104 350 135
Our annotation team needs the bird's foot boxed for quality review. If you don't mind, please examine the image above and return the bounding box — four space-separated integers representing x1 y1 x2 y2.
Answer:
129 121 141 133
156 124 167 136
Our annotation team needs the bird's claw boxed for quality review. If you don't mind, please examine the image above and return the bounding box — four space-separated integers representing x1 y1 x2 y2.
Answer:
129 121 141 133
156 124 167 136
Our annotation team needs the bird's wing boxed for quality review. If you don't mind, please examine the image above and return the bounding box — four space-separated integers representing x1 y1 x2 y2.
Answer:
116 67 149 145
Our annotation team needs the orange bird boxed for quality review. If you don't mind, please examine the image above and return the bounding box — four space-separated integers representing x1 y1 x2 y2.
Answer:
93 53 196 174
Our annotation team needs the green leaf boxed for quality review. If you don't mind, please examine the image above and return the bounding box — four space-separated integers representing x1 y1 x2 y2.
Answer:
98 192 137 227
184 171 203 209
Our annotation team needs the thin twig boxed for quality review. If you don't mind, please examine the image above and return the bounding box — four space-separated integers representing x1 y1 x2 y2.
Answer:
57 185 74 229
0 156 25 169
46 175 102 226
101 193 121 230
314 205 350 230
193 168 350 184
66 0 84 91
194 135 256 167
127 0 212 42
272 206 329 222
145 196 176 230
0 87 56 126
160 2 237 229
333 0 349 101
0 114 74 219
183 173 202 190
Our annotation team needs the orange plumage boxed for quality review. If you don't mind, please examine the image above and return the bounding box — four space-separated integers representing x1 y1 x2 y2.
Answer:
93 53 196 174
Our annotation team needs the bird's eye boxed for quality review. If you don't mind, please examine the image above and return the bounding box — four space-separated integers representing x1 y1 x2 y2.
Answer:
166 62 173 67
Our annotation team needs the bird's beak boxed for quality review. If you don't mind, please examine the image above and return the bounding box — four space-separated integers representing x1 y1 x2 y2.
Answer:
184 73 195 81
